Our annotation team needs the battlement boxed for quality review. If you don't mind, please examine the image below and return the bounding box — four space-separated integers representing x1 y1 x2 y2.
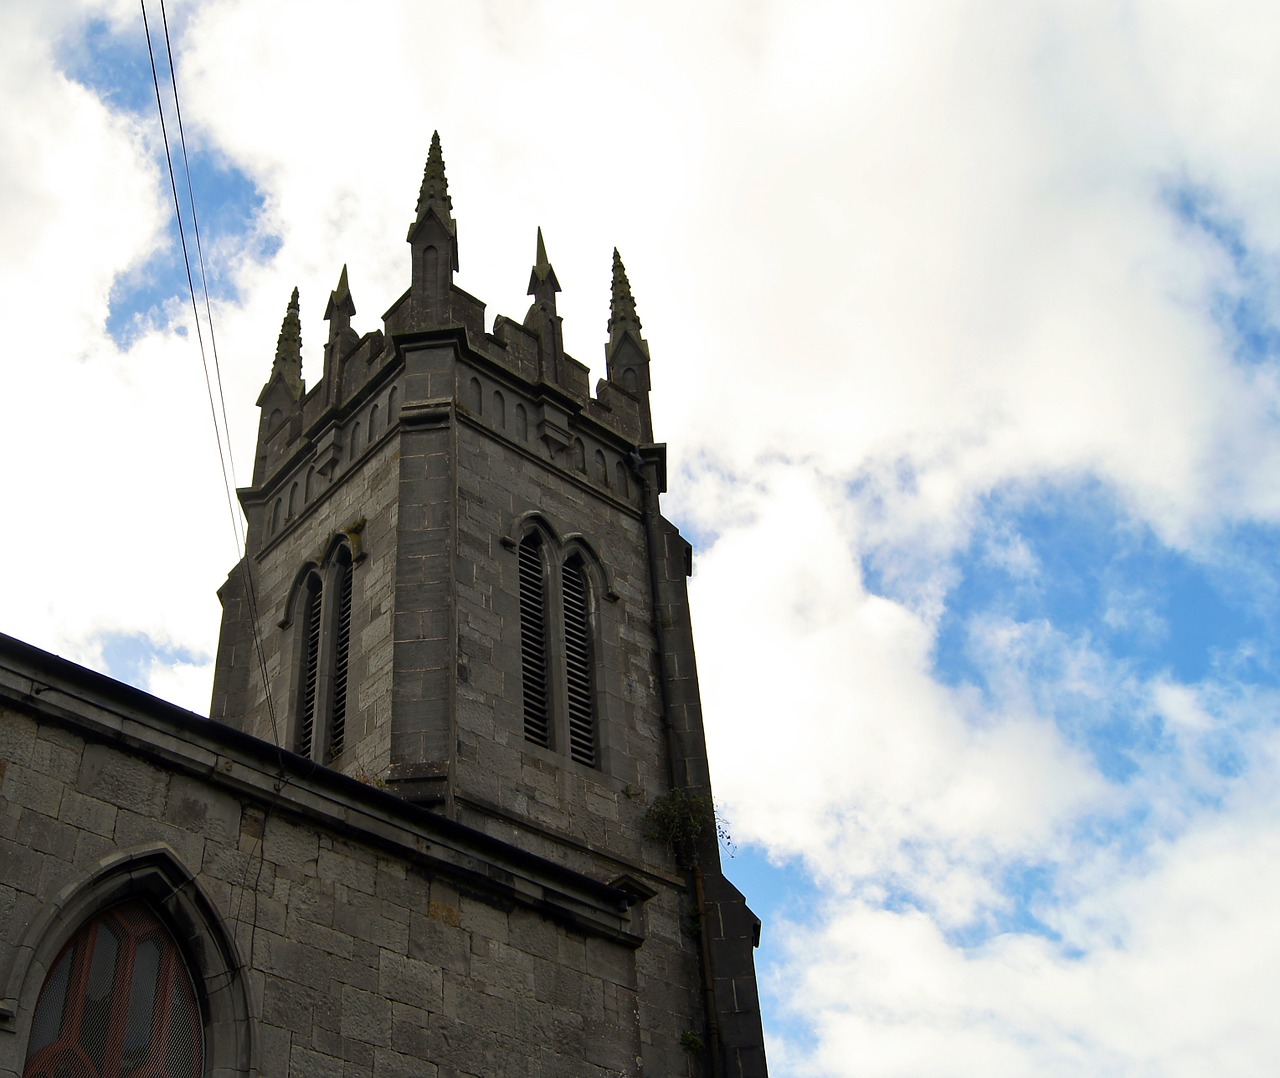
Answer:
248 134 656 546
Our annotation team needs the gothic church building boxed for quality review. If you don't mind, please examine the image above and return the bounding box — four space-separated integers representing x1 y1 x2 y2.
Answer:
0 134 767 1077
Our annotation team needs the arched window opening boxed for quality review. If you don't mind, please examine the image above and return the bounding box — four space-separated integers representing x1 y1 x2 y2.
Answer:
349 418 362 461
593 449 608 485
519 532 551 748
271 498 282 534
305 465 315 502
388 385 399 422
370 404 380 439
492 390 506 429
573 439 586 473
328 548 353 762
287 482 298 519
562 555 596 767
515 403 528 442
297 572 322 758
622 367 638 393
268 407 282 430
469 377 483 416
511 524 606 769
615 461 629 498
289 541 359 766
23 899 203 1078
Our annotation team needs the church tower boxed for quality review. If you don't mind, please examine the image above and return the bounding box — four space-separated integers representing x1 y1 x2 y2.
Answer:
211 134 767 1076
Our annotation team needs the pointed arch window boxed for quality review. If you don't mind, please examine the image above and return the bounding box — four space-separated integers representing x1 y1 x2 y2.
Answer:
516 527 602 767
23 899 203 1078
290 539 358 765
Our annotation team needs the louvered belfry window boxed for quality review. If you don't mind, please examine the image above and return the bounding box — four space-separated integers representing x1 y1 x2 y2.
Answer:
23 899 203 1078
293 542 358 764
328 550 353 762
517 528 600 766
297 573 323 759
562 555 596 766
519 532 551 747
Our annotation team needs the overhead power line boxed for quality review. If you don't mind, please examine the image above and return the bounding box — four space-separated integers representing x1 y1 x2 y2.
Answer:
140 0 280 750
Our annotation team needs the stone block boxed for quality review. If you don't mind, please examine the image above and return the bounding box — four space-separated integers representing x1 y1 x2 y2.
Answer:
263 974 319 1030
16 806 77 861
113 808 205 871
77 743 167 816
408 910 469 976
586 936 637 989
256 1022 292 1077
5 763 65 819
31 734 81 782
340 983 393 1047
390 1000 433 1058
0 709 37 768
59 789 118 837
165 773 240 845
263 817 320 875
333 895 407 953
289 1045 345 1078
378 948 444 1010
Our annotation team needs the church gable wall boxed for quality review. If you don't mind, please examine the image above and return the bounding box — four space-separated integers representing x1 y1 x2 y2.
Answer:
0 659 701 1078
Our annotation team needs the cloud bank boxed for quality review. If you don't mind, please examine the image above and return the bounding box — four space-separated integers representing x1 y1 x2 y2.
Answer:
5 1 1280 1073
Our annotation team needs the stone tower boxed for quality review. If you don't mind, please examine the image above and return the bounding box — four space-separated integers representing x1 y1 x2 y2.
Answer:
211 133 767 1075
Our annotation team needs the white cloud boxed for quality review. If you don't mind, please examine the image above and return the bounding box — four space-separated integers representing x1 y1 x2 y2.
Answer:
7 1 1280 1072
1152 679 1213 734
690 465 1115 921
768 735 1280 1077
146 652 215 714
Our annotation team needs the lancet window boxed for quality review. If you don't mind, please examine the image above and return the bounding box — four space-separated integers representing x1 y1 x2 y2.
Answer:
291 540 356 764
517 527 601 767
23 900 203 1078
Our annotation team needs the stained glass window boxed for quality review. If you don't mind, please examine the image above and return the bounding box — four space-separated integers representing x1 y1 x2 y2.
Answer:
24 899 203 1078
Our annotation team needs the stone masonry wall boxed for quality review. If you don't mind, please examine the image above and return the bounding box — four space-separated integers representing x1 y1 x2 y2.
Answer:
0 683 706 1078
216 379 404 784
451 382 668 868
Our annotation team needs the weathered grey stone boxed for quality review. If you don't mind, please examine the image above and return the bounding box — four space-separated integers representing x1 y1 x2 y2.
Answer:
1 134 765 1078
77 742 167 816
341 984 393 1047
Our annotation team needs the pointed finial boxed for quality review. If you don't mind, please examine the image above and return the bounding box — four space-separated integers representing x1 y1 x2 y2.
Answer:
272 288 304 400
415 131 452 220
608 248 642 344
528 227 561 295
325 264 355 321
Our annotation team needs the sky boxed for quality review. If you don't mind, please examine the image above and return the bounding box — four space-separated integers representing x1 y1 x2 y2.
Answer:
5 1 1280 1073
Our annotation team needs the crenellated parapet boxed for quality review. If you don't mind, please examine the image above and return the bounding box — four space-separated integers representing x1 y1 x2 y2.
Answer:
244 133 660 555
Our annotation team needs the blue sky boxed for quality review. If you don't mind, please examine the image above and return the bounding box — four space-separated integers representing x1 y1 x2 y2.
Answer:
7 2 1280 1074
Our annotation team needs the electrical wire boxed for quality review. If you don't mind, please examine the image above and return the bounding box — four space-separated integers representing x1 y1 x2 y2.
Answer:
141 0 281 752
142 0 290 967
157 0 240 545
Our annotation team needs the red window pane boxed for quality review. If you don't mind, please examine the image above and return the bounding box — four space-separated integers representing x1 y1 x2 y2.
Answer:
24 899 203 1078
